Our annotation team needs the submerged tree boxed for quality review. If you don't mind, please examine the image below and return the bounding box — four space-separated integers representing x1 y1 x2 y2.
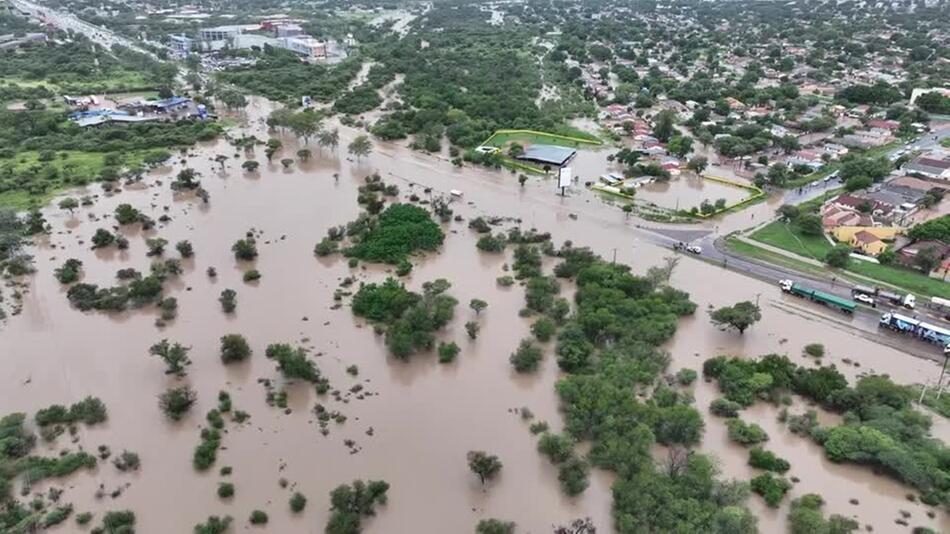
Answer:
325 479 390 534
348 135 373 160
709 301 761 335
467 450 502 484
149 339 192 377
159 385 197 421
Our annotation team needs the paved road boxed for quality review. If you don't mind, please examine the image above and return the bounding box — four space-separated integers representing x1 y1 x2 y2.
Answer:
10 0 156 57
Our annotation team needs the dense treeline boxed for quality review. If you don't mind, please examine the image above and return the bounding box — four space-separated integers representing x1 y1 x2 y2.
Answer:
352 278 457 359
705 355 950 507
0 110 221 153
908 215 950 243
544 253 760 531
0 35 173 93
217 48 363 103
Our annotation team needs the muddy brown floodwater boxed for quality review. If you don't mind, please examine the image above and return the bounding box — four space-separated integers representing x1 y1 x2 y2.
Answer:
1 96 947 533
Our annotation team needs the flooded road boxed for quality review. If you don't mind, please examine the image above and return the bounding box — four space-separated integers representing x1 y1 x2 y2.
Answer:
1 96 947 532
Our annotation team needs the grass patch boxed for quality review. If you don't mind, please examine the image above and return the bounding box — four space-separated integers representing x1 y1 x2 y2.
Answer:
0 150 149 210
844 260 950 300
727 237 950 300
751 221 833 260
481 129 601 149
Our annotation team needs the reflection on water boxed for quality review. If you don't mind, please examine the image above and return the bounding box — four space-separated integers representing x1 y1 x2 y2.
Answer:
0 96 946 533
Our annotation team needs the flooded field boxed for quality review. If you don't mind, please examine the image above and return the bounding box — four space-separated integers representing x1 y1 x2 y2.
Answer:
635 174 752 211
1 97 947 533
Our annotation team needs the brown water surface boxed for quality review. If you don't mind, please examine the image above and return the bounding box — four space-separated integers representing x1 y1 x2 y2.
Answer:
1 97 946 533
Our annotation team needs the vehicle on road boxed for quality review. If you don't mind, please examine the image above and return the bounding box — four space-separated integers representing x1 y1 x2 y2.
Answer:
686 244 702 254
851 285 915 309
854 293 876 306
779 279 856 314
878 290 916 309
879 313 950 354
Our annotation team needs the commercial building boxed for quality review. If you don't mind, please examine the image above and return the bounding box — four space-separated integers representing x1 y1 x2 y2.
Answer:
903 156 950 180
515 145 577 167
280 36 327 60
199 25 243 42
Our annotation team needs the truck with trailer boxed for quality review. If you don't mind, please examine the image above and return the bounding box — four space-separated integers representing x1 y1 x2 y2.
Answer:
879 313 950 354
779 279 856 314
850 285 916 309
878 290 916 309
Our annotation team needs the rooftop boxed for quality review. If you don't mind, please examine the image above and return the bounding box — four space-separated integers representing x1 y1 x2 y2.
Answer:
516 145 577 167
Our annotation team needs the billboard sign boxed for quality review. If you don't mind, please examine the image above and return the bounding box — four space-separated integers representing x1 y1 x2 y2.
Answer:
558 166 572 188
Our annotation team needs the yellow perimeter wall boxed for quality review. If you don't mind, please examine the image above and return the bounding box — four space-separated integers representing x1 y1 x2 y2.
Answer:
832 226 902 243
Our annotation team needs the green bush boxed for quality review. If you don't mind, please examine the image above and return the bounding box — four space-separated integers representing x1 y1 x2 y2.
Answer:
217 482 234 499
475 518 516 534
220 334 252 363
748 447 790 473
346 204 444 264
537 433 574 464
557 456 590 496
510 339 543 372
750 473 791 507
709 398 742 417
438 341 460 363
531 317 557 342
249 510 268 525
289 492 307 513
726 418 769 445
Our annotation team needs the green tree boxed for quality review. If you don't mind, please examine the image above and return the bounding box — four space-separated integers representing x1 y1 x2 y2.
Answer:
667 135 693 158
220 334 251 364
709 301 761 334
824 244 851 268
58 197 79 215
348 135 373 160
149 339 192 377
469 298 488 315
467 450 502 484
796 214 823 236
914 245 940 273
232 238 258 260
318 128 340 151
788 494 859 534
686 156 708 174
777 135 801 154
158 385 196 421
510 339 543 372
242 160 260 172
653 110 675 142
325 480 390 534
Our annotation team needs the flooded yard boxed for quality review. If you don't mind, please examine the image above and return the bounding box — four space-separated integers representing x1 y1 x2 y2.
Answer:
636 174 753 212
0 97 947 533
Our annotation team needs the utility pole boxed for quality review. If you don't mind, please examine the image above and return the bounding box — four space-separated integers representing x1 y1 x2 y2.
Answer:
612 248 617 264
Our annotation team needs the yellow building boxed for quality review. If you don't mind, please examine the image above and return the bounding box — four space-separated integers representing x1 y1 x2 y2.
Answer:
832 226 901 243
850 230 888 256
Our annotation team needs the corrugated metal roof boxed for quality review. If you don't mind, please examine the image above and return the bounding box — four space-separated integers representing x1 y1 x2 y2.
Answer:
516 145 577 166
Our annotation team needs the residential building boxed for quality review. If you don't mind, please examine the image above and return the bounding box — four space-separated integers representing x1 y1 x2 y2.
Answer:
834 225 901 243
898 240 950 271
849 230 888 256
903 156 950 180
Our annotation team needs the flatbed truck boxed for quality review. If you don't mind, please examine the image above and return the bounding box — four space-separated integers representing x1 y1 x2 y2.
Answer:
779 279 856 314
